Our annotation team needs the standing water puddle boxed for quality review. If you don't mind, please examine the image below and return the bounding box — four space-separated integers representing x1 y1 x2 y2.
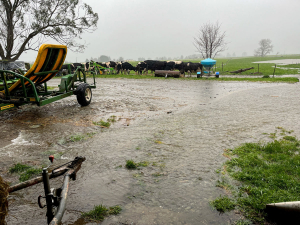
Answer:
2 79 299 224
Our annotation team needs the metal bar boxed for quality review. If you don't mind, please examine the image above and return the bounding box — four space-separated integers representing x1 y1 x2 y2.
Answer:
8 167 68 193
93 71 96 86
2 72 10 98
21 77 27 99
42 169 54 224
49 157 85 224
45 82 48 93
38 91 74 106
273 64 276 78
64 80 67 93
67 64 71 74
49 175 70 225
0 70 40 102
83 70 87 83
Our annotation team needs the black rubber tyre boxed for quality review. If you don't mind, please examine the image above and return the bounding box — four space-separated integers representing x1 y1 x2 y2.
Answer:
76 83 92 106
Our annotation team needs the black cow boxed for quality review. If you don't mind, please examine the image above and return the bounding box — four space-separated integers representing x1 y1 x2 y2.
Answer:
185 62 203 76
121 62 136 75
165 61 175 70
136 62 148 75
105 61 117 74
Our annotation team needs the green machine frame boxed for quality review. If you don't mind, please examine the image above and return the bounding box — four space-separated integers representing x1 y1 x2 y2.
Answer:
0 66 96 112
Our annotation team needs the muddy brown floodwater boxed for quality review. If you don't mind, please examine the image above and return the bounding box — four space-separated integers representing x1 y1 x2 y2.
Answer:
1 78 300 225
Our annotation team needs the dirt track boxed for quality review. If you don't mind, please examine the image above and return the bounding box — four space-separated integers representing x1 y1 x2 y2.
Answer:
1 78 300 225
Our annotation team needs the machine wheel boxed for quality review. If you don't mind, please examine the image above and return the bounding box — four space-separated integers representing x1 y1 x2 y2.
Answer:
76 83 92 106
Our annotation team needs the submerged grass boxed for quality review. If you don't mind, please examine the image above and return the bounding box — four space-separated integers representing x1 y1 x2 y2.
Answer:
82 205 121 222
9 163 43 182
212 135 300 223
9 163 31 173
93 119 111 128
125 160 149 169
19 168 42 182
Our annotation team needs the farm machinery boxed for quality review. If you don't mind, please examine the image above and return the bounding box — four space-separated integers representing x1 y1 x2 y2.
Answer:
0 44 96 112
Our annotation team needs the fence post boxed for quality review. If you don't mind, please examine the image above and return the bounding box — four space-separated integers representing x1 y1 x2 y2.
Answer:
273 64 276 78
258 64 259 73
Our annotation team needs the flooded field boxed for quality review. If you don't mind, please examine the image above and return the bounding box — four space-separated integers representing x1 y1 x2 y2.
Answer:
1 78 300 225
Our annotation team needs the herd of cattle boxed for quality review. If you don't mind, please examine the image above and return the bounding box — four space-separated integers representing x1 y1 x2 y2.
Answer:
59 60 204 76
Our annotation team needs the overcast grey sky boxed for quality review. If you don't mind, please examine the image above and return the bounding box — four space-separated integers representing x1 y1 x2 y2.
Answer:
20 0 300 62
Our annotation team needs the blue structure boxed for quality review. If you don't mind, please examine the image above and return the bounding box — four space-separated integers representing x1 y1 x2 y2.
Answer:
201 58 216 75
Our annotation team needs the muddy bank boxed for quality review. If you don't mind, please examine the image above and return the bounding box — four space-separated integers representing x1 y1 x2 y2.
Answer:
1 78 299 224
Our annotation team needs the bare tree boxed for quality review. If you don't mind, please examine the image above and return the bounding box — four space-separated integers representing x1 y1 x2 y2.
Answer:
0 0 98 61
193 22 227 59
254 39 273 57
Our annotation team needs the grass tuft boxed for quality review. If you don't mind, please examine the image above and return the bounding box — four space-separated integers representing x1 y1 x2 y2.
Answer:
9 163 31 173
82 204 121 222
93 120 111 128
19 168 42 182
210 196 236 212
125 160 149 169
126 160 137 169
69 134 85 142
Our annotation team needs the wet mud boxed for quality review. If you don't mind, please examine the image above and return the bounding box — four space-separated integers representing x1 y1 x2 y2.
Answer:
1 78 300 224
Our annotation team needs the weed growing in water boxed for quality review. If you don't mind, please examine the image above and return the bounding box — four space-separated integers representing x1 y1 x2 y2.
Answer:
69 134 85 142
126 160 137 169
107 115 117 123
136 161 149 167
126 160 149 169
210 196 236 212
9 163 31 173
19 168 43 182
152 162 158 166
93 120 111 128
82 204 121 222
152 172 162 177
108 205 122 215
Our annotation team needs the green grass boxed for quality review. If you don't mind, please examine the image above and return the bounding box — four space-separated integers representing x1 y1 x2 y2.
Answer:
186 55 300 76
93 120 111 128
19 168 43 182
125 160 137 169
69 134 86 142
9 163 31 173
125 160 149 169
107 115 116 123
211 196 236 212
9 163 43 182
47 86 57 90
213 136 300 223
136 161 149 167
82 205 122 222
68 132 96 142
